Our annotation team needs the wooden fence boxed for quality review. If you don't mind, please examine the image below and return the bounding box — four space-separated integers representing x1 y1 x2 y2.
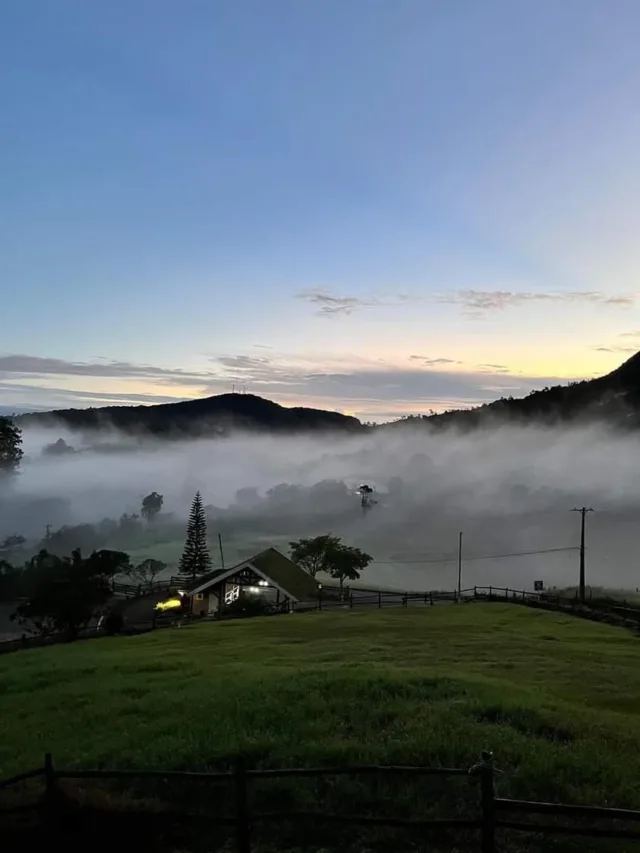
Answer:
109 575 186 598
4 581 640 655
471 585 640 623
2 752 640 851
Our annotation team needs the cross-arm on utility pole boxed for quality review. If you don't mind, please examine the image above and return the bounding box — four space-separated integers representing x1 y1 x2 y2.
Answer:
571 507 594 603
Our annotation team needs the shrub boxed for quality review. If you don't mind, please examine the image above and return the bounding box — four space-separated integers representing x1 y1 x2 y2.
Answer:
103 611 124 635
224 593 272 619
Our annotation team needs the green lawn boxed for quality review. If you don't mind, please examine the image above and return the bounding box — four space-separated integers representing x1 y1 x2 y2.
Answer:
2 604 640 851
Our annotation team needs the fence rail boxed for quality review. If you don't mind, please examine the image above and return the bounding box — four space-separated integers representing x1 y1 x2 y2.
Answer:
4 581 640 656
2 753 640 851
471 585 640 622
109 575 186 598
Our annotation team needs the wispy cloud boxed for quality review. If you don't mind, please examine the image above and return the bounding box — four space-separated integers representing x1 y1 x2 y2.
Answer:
0 349 582 419
0 354 217 388
477 363 511 373
591 345 638 354
409 355 461 366
297 289 414 317
297 288 635 319
438 290 635 315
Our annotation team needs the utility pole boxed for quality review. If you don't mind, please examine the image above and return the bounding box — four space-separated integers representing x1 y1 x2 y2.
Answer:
571 507 594 603
218 533 225 571
457 531 463 600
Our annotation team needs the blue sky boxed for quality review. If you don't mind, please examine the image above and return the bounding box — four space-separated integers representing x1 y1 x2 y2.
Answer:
2 0 640 421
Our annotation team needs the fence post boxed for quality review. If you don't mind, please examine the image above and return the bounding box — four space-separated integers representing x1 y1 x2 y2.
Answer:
318 586 322 611
505 587 509 600
489 586 493 598
474 585 477 598
378 591 382 608
349 593 354 609
402 594 407 608
430 592 433 606
42 752 60 824
479 752 495 853
234 757 251 853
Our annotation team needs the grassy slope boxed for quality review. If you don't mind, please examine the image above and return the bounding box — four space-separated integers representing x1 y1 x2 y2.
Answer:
2 605 639 807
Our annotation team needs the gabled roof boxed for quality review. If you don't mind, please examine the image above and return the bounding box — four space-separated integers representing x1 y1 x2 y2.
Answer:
186 547 318 602
182 567 226 591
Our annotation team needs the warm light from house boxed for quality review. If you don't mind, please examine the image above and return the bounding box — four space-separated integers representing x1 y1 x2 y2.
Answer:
155 597 182 612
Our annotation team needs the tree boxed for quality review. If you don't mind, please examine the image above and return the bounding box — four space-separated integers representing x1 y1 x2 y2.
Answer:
0 559 23 601
234 487 261 511
117 513 142 543
38 523 103 557
327 544 372 592
141 491 164 522
128 558 167 589
0 534 26 556
12 548 130 640
289 534 342 578
178 492 212 582
0 417 23 477
43 438 75 456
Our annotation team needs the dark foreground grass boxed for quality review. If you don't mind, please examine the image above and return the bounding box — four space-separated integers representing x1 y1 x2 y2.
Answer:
2 604 640 852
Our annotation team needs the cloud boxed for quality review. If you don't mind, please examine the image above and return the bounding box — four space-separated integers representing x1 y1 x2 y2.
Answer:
0 354 215 387
297 289 414 317
0 349 580 420
478 363 511 373
0 381 186 408
296 288 635 320
217 356 272 370
619 331 640 338
409 355 461 365
438 290 635 315
591 345 638 354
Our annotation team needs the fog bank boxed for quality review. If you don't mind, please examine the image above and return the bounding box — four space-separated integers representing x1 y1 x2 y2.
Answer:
2 422 640 591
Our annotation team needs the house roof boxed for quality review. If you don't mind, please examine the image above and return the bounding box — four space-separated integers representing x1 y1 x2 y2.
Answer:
182 567 226 591
187 547 318 602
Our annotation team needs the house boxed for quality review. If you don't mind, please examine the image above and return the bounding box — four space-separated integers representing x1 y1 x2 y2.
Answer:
186 547 319 615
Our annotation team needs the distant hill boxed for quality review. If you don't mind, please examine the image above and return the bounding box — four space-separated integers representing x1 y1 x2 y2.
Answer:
16 393 364 437
391 351 640 430
12 351 640 437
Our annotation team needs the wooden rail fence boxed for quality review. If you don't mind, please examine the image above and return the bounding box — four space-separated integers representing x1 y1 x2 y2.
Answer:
2 752 640 851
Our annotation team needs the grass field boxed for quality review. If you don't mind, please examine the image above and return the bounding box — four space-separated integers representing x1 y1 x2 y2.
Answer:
2 604 640 851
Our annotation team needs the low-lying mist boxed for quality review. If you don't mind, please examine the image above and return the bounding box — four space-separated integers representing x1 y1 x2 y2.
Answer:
3 421 640 592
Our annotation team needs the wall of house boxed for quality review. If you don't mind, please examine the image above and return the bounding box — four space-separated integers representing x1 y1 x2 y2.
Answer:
191 592 209 615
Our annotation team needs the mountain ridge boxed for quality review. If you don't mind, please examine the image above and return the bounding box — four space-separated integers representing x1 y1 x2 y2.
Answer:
15 393 364 437
10 351 640 434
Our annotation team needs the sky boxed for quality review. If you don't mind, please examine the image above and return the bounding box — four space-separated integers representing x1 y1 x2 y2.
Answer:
2 0 640 422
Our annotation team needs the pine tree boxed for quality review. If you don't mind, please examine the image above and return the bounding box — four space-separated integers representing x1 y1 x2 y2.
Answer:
0 417 23 478
178 492 212 582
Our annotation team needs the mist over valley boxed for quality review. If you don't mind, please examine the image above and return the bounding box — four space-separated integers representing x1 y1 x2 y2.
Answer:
3 407 640 595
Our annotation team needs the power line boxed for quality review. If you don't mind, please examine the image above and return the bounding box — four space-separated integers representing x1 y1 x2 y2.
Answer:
372 546 579 566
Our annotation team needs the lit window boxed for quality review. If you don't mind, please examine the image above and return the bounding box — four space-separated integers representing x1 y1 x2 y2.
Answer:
194 593 204 601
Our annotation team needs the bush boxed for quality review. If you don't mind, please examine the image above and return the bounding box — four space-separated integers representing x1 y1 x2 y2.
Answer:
103 611 124 635
224 593 272 618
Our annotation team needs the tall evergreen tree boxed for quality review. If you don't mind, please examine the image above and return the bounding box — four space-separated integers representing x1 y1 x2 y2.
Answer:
0 417 23 478
178 491 212 581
